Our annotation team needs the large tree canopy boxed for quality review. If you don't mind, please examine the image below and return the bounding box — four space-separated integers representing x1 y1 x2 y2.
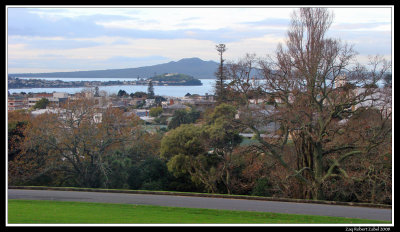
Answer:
226 8 392 200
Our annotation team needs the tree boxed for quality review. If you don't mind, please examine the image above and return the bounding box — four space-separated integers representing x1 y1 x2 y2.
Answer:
161 123 221 193
161 104 242 194
33 98 49 109
154 96 167 106
106 151 132 189
11 96 142 188
229 8 391 201
167 108 200 130
131 91 147 98
225 53 260 106
117 89 128 97
94 86 100 97
147 80 155 99
8 110 31 162
203 103 242 194
127 157 170 191
215 44 228 103
149 107 163 117
383 73 392 88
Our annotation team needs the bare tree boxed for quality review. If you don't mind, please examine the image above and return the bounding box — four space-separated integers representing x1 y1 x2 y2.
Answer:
230 8 392 201
225 53 262 106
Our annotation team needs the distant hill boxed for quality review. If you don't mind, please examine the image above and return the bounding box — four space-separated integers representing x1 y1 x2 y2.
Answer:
8 57 219 79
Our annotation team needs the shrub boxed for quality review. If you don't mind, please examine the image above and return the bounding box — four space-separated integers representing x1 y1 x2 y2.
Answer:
251 177 273 197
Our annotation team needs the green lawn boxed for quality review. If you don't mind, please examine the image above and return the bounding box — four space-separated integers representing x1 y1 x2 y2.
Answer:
7 199 390 224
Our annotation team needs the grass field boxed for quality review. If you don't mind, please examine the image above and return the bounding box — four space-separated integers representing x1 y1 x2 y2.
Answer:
7 199 391 224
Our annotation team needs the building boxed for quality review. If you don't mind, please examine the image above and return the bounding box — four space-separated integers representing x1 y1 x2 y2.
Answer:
144 99 156 108
133 109 150 117
162 103 189 116
8 96 27 111
53 92 68 98
27 97 66 108
131 109 154 123
27 92 68 108
335 75 347 88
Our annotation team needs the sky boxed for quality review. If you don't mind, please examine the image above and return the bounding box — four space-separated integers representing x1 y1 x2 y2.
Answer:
6 6 393 74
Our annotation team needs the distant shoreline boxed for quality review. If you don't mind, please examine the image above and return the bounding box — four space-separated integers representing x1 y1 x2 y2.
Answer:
8 77 203 89
12 76 215 80
7 84 205 90
7 79 216 97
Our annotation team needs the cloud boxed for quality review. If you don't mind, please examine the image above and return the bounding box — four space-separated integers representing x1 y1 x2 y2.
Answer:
7 36 218 73
9 35 103 50
103 55 170 68
329 7 392 24
225 34 286 60
331 22 391 32
8 7 267 43
8 54 171 73
7 8 107 38
326 30 392 56
8 7 290 41
6 7 392 73
239 18 290 30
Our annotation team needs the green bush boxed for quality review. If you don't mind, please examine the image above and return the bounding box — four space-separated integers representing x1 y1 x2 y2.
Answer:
149 107 163 117
251 177 273 197
127 157 170 191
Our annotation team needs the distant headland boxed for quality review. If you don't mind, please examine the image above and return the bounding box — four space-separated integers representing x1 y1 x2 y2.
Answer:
8 57 219 80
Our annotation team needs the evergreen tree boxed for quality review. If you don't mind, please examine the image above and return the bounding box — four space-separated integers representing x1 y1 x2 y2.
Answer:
147 80 155 99
33 98 49 109
215 44 227 103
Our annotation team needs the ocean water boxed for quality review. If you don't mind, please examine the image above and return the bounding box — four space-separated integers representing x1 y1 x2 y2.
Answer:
8 78 217 97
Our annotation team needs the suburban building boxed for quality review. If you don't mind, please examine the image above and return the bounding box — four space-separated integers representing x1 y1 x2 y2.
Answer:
8 96 27 111
27 96 67 108
162 103 189 116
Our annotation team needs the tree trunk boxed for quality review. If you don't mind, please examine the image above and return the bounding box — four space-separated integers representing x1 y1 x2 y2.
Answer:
313 142 325 200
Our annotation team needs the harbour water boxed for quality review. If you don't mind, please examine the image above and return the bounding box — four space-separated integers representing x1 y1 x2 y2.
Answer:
8 78 216 97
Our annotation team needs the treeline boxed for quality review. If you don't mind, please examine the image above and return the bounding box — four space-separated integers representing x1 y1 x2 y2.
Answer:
8 99 181 191
7 100 238 194
7 96 392 204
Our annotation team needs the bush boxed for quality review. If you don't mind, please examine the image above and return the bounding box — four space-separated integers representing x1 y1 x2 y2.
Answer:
251 177 273 197
127 157 170 191
149 107 163 117
33 98 49 109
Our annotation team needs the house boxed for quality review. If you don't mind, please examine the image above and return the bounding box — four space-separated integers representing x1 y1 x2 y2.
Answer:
129 97 146 107
53 92 68 98
8 95 28 111
28 96 67 108
133 109 149 117
192 99 216 112
145 99 156 108
131 109 155 123
27 92 68 108
162 103 189 116
177 94 216 112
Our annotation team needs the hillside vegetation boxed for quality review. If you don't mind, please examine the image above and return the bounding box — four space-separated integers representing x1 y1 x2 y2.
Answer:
149 73 202 85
